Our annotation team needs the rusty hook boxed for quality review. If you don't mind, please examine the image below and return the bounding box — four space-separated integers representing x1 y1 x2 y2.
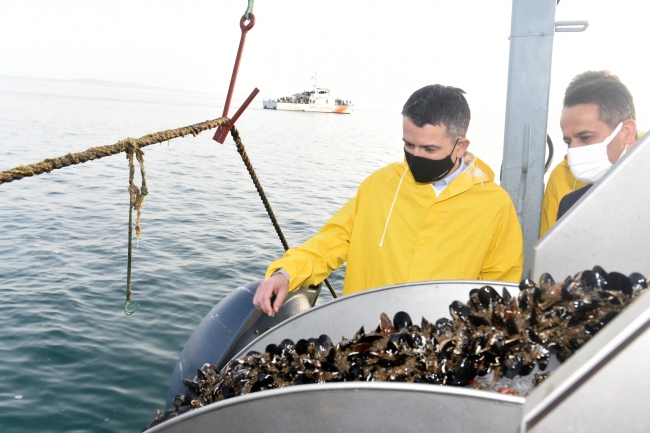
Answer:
214 13 256 143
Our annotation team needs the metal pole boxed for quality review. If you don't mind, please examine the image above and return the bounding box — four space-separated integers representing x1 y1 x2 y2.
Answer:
501 0 557 278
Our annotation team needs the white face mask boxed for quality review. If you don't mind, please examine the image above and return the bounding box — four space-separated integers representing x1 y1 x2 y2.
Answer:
567 122 623 184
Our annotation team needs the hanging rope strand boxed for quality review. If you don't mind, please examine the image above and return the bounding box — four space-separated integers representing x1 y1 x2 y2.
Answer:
0 117 229 186
244 0 255 21
229 126 338 298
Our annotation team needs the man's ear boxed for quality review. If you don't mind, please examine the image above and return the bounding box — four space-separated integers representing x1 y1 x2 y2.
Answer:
621 119 638 145
457 137 470 155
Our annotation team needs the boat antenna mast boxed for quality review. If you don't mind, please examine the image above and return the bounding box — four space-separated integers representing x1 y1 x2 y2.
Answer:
312 70 318 91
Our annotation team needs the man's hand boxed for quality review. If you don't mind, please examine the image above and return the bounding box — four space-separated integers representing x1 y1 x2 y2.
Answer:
253 273 289 317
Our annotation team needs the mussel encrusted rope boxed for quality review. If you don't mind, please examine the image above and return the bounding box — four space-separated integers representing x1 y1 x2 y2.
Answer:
0 117 229 185
124 139 147 316
143 268 648 429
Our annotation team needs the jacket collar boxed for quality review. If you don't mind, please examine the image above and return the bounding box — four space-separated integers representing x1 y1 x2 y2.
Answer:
401 152 494 203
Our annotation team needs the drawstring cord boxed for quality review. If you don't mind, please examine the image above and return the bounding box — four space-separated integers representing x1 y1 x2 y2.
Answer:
379 168 408 249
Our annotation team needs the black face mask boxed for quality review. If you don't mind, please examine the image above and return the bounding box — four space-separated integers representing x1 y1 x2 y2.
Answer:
404 138 460 183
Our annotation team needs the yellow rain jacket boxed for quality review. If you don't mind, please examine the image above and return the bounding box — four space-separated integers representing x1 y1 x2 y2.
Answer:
539 156 588 237
265 152 524 295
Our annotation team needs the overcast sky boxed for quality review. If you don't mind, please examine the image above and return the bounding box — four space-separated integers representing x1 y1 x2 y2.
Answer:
1 0 648 155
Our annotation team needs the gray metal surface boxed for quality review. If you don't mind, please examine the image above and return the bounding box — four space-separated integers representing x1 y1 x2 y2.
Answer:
234 280 519 359
165 281 320 408
531 132 650 282
523 289 650 432
150 382 524 433
501 0 556 277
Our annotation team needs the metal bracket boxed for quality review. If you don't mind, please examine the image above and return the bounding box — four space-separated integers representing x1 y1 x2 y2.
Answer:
555 21 589 32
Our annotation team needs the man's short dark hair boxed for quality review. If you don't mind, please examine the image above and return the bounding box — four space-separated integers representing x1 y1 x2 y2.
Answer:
401 85 471 137
563 71 635 129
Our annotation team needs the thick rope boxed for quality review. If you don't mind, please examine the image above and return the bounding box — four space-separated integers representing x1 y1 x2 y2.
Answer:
0 117 229 185
229 126 338 299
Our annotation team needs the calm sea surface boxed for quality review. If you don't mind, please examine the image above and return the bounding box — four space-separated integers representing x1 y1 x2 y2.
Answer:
0 81 505 432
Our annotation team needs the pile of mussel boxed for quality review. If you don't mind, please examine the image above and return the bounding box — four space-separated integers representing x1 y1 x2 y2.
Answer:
144 267 647 430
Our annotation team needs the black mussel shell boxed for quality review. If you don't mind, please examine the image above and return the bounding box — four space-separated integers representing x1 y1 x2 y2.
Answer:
519 278 536 291
449 301 471 321
318 334 334 351
393 311 412 330
606 272 633 296
468 314 490 328
629 272 648 291
539 273 555 289
246 350 261 357
354 326 365 338
435 318 453 334
182 379 200 394
295 375 316 385
337 339 351 351
453 357 478 384
580 270 598 290
346 363 362 381
279 339 295 350
505 316 519 336
173 393 190 408
519 362 535 376
503 360 523 379
265 343 281 356
502 287 512 302
468 289 482 311
593 265 608 278
295 339 309 355
221 384 233 399
477 286 502 308
356 334 383 345
257 372 275 387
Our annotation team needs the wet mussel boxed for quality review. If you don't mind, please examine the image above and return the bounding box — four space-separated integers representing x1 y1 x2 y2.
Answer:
144 267 647 430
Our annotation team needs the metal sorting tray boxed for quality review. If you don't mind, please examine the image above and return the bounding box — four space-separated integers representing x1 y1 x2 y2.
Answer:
152 280 525 433
154 280 650 432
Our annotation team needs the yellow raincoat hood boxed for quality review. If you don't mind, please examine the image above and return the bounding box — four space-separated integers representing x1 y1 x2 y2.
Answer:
266 152 523 295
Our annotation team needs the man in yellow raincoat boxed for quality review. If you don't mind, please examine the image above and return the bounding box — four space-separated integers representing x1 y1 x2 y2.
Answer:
254 85 524 316
539 71 643 237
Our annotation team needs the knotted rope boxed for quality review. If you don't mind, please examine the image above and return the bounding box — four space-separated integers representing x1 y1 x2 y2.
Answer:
0 117 229 185
124 139 149 315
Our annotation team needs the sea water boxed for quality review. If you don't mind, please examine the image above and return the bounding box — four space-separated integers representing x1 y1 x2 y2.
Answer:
0 81 505 432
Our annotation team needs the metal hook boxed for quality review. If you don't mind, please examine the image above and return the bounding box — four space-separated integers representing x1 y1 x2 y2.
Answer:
124 300 140 316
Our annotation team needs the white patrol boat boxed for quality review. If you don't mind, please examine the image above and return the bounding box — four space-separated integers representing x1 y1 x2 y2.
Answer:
263 74 353 114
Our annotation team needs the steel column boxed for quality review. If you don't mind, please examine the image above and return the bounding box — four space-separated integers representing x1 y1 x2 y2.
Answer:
501 0 557 277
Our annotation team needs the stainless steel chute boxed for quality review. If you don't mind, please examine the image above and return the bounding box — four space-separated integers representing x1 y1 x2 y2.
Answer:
522 288 650 432
150 382 523 433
